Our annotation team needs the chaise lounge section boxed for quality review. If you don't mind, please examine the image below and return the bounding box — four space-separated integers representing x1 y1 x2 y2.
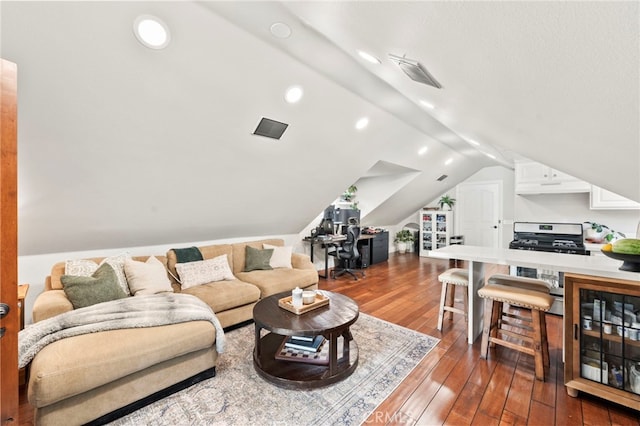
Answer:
25 238 318 425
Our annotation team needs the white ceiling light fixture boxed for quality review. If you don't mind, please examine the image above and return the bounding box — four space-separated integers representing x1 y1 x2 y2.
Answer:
357 50 381 64
133 15 170 50
444 158 453 165
388 53 442 89
418 146 428 156
285 85 303 103
355 117 369 130
270 22 292 39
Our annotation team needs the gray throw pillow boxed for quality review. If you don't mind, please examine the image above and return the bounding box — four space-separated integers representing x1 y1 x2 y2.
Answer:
244 246 274 272
61 263 127 309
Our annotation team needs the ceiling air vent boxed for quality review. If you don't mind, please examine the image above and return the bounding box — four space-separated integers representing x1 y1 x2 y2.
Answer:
253 117 288 140
437 174 448 181
388 53 442 89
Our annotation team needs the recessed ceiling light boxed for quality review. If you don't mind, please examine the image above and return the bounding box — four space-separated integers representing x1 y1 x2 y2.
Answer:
357 50 381 64
418 146 428 155
355 117 369 130
133 15 170 49
270 22 292 39
285 85 303 103
419 100 435 109
444 158 453 165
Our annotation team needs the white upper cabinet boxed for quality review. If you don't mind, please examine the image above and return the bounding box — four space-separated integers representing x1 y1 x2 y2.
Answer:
590 186 640 210
515 161 590 194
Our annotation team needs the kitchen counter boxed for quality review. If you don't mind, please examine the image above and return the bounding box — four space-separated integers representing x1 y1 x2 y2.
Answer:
427 245 640 343
428 245 639 281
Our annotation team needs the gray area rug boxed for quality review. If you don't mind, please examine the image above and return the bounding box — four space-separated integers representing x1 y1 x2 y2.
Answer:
109 313 439 426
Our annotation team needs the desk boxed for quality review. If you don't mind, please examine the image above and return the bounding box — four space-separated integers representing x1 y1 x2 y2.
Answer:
304 235 375 279
427 245 640 344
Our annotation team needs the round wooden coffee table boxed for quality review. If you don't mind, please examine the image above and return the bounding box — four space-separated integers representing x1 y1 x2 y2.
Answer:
253 290 359 389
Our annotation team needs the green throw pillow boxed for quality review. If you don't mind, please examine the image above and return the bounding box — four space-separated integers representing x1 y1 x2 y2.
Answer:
244 246 274 272
61 263 127 309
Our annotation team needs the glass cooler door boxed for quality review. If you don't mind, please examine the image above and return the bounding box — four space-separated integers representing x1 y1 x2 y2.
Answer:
579 289 640 394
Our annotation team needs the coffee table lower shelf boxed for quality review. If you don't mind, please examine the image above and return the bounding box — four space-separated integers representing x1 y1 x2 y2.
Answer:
253 332 358 389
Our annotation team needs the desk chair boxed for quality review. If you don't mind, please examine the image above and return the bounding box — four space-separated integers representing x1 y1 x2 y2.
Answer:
328 225 364 280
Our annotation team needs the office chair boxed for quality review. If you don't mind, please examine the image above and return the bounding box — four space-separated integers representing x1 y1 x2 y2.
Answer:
328 225 364 280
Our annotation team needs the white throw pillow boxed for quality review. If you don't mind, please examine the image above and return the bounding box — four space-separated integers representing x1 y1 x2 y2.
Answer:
124 256 173 296
263 244 293 269
65 253 131 295
65 259 99 277
101 253 131 296
175 255 235 289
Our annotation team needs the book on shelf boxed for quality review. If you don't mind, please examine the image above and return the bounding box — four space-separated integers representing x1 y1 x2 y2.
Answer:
275 337 333 365
283 335 325 352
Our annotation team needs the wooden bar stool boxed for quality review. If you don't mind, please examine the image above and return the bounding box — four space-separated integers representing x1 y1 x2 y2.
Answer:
437 268 469 331
486 274 552 369
478 278 554 381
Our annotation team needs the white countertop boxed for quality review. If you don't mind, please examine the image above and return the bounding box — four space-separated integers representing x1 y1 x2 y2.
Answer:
428 245 640 282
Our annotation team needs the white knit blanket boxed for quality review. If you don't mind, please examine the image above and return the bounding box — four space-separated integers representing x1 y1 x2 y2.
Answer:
18 293 225 368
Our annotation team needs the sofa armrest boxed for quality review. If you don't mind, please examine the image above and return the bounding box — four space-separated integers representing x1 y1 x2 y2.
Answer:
291 253 314 270
32 290 74 323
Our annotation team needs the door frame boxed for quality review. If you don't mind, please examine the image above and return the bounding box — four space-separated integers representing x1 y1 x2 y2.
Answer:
0 58 19 425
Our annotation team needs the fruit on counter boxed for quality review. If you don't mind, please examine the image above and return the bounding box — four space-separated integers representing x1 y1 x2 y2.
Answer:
611 239 640 255
602 243 613 252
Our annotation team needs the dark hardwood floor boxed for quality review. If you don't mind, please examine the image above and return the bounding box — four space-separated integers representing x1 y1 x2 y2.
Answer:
18 252 640 425
319 252 640 426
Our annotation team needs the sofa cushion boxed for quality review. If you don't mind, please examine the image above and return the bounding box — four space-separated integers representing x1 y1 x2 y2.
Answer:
28 321 216 408
231 239 283 275
180 279 261 314
61 263 127 309
235 268 319 298
65 253 131 296
166 245 233 287
171 246 203 263
124 256 173 295
243 246 273 272
263 244 293 269
175 255 235 289
49 256 167 291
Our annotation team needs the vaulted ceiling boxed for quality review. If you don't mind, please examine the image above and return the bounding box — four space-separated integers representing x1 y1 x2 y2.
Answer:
1 1 637 255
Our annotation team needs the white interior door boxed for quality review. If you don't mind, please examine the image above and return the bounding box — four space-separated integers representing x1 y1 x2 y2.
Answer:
456 181 502 248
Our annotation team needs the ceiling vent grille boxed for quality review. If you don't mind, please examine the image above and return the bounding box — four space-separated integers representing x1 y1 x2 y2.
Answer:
388 54 442 89
253 117 288 140
437 174 448 181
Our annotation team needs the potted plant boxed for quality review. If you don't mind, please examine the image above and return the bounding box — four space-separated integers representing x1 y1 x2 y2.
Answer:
439 195 456 210
342 184 358 202
394 229 415 254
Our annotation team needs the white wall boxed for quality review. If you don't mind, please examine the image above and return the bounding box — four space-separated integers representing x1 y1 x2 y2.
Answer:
515 192 640 237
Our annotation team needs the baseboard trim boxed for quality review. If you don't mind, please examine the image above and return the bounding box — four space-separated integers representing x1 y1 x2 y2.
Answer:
84 367 216 426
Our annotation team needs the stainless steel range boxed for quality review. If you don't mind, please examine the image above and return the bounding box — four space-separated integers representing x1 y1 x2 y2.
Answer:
509 222 588 315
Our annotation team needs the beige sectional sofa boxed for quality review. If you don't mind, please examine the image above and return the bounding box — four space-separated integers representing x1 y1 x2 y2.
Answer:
26 238 318 425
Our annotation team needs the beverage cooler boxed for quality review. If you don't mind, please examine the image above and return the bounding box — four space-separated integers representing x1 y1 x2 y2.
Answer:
578 288 640 393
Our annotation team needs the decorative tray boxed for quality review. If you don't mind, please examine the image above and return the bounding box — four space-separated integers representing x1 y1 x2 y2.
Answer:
278 293 330 315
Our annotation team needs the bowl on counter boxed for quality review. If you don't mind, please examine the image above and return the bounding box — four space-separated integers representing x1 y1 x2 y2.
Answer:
601 249 640 272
